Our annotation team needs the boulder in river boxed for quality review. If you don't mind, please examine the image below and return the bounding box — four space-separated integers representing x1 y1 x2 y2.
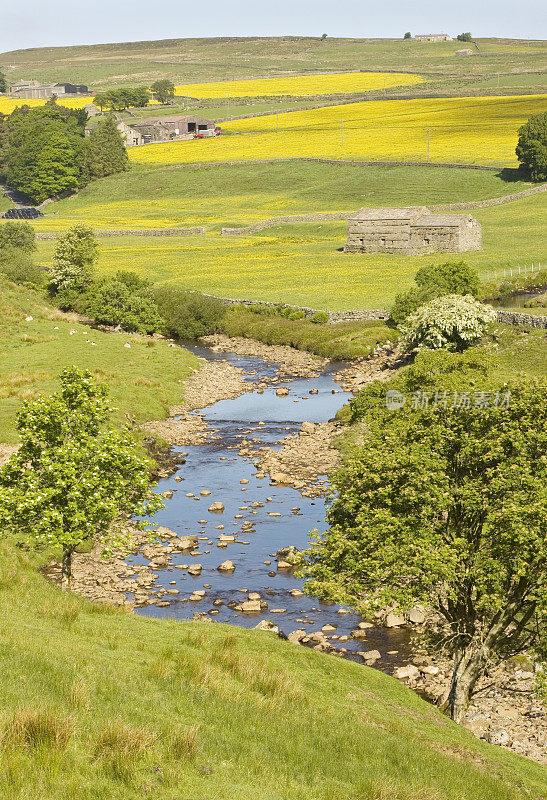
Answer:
254 619 288 639
276 545 302 565
208 501 225 512
217 560 236 572
240 600 262 613
276 387 289 397
187 564 202 576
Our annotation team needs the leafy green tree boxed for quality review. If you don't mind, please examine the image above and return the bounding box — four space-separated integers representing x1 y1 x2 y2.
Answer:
49 224 98 295
0 245 43 286
457 32 473 41
151 79 175 105
0 368 163 584
87 279 163 333
0 70 7 93
391 261 480 325
403 32 411 39
152 286 226 339
516 111 547 182
303 363 547 722
0 220 36 252
82 116 129 180
400 294 496 351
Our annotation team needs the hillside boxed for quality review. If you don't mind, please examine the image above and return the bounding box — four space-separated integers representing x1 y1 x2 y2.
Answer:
1 36 546 95
0 538 545 800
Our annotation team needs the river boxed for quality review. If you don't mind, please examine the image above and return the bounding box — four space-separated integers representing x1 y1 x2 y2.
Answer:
127 343 413 671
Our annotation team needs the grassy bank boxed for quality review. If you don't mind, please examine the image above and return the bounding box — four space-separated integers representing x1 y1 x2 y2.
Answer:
221 309 398 360
29 161 532 233
0 279 199 444
0 541 545 800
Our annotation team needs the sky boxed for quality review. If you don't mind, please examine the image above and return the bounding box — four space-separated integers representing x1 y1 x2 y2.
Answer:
0 0 545 54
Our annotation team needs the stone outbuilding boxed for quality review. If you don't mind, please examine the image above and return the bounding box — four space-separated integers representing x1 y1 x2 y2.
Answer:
8 80 89 99
117 115 216 146
345 207 482 255
414 34 453 42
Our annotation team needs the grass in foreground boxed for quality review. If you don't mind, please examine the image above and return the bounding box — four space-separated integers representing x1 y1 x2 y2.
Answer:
130 94 547 167
28 161 532 232
0 542 544 800
34 192 547 311
0 279 199 443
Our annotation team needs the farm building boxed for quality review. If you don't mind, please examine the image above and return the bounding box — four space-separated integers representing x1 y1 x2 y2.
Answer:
345 207 482 255
414 34 453 42
8 80 90 99
117 115 216 146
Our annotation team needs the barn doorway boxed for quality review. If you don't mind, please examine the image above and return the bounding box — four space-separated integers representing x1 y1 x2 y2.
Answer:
187 122 196 133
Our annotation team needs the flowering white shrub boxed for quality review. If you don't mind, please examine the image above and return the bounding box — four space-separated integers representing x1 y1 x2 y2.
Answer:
400 294 497 352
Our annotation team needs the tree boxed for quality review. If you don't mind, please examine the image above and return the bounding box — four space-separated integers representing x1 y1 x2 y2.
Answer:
0 70 7 93
49 224 98 294
457 32 473 41
87 279 163 333
516 111 547 182
391 261 480 325
404 32 411 39
0 368 163 584
0 220 36 252
151 79 175 105
82 116 129 180
400 294 496 352
321 33 328 41
303 360 547 722
0 245 43 286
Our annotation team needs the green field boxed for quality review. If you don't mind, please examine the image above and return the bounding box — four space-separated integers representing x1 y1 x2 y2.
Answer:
30 161 532 232
0 279 199 443
2 36 545 95
34 192 547 310
0 539 544 800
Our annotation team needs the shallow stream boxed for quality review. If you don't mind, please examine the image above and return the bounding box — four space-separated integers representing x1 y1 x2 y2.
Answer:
128 344 413 671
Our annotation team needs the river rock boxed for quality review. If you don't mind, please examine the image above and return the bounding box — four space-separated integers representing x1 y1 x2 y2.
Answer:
150 555 169 568
395 665 421 681
200 490 211 496
162 490 174 498
322 624 337 632
172 535 198 551
408 607 427 624
360 649 381 663
420 665 439 676
276 388 289 397
385 612 406 628
187 564 202 576
277 561 292 570
270 471 292 485
240 479 249 484
253 619 287 638
156 526 178 539
300 422 316 435
288 629 307 644
240 600 262 613
276 545 302 565
218 534 235 542
358 622 374 630
290 589 304 597
351 629 368 640
217 560 235 572
208 502 225 512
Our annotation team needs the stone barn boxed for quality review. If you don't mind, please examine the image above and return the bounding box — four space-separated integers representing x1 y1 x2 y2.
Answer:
118 115 216 146
344 207 482 255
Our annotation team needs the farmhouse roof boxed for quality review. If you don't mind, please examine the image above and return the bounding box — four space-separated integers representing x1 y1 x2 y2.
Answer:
352 207 430 220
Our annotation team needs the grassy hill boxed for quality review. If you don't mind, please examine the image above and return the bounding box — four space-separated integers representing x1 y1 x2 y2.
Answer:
29 161 532 232
1 36 546 96
0 540 545 800
0 278 199 443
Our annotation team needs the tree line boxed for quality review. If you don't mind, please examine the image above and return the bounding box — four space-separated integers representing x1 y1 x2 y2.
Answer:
0 101 129 204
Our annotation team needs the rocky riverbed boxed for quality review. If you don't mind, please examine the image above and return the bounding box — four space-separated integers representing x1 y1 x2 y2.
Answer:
40 336 545 765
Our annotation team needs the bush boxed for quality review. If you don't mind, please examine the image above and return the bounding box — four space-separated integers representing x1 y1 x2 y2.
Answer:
0 221 36 252
415 261 480 298
152 287 227 340
391 262 480 325
87 280 163 334
0 246 44 286
390 286 432 325
310 311 329 324
400 294 497 352
516 111 547 182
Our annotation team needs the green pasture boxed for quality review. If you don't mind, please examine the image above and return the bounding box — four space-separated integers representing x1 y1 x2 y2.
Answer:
0 279 199 443
30 161 532 233
34 192 547 311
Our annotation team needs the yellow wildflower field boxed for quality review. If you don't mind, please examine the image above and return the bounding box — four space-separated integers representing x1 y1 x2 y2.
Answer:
0 96 92 114
174 72 422 98
130 94 547 167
